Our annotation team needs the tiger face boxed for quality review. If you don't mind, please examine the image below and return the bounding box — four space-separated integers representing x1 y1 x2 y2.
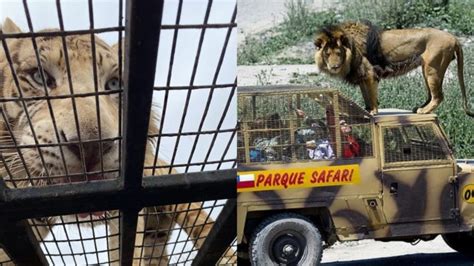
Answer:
314 29 352 76
0 18 121 189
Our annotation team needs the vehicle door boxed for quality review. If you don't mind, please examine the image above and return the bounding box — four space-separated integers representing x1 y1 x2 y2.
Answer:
380 122 455 224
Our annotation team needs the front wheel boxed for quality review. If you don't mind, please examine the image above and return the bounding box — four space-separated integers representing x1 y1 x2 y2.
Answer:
249 213 323 265
442 232 474 258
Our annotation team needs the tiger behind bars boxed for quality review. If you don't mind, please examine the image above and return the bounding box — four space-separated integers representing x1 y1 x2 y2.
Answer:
0 18 233 265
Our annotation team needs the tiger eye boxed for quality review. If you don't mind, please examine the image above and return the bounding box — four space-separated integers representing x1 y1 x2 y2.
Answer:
31 68 56 89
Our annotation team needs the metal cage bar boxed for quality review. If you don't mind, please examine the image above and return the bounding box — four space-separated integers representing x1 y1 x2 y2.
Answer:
119 0 164 263
192 199 236 266
0 169 234 218
0 0 237 264
0 220 47 265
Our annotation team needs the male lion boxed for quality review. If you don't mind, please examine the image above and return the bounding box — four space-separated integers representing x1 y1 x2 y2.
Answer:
314 21 473 116
0 18 228 265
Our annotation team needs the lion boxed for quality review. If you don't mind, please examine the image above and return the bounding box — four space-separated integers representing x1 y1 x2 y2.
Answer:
0 18 232 265
314 20 474 116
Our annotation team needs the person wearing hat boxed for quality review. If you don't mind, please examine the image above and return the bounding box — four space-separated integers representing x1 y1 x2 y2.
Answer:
340 119 361 158
296 109 361 159
295 109 334 160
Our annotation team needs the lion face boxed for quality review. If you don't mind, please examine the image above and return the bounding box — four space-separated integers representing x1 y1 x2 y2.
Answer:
0 19 121 188
314 29 352 76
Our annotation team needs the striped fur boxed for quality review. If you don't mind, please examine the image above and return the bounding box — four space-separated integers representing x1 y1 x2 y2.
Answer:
0 18 227 265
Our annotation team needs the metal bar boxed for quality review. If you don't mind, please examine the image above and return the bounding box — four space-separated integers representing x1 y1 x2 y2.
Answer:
0 220 48 265
113 1 124 264
160 22 236 30
0 178 7 202
238 85 326 94
153 83 235 91
0 26 124 39
0 169 234 220
55 0 90 188
147 159 235 169
333 92 342 158
141 169 236 205
152 0 184 176
187 3 237 173
167 0 213 174
121 0 163 190
120 0 164 263
200 82 237 171
192 199 237 266
0 0 238 263
150 128 236 138
0 136 121 150
23 0 72 186
0 89 121 103
0 22 234 40
120 209 140 265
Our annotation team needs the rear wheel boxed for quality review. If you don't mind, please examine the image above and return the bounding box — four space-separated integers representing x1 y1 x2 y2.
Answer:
249 213 322 265
442 232 474 258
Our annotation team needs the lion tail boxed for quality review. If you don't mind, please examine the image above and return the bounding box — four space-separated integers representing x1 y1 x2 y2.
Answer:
455 41 474 117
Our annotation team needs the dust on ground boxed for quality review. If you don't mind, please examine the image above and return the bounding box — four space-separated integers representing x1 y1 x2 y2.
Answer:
237 0 339 46
238 64 320 86
322 236 471 265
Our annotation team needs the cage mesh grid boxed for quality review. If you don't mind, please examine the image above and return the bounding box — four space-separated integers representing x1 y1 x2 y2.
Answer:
0 0 236 265
0 248 12 265
218 238 236 264
26 212 121 265
383 124 449 164
0 0 124 187
132 200 230 265
238 86 373 164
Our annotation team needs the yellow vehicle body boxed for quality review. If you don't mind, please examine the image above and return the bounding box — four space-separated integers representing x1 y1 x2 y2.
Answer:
237 86 474 263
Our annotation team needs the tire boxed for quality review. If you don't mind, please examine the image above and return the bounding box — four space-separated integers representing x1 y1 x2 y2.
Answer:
249 213 323 266
442 232 474 259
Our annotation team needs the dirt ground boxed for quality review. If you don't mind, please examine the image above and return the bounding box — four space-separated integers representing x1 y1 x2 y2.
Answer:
238 64 318 86
322 236 471 265
237 0 339 45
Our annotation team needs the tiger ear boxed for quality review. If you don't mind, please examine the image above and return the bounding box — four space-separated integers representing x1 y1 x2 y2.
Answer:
111 43 118 52
147 102 161 145
2 18 22 34
314 37 324 50
111 39 125 57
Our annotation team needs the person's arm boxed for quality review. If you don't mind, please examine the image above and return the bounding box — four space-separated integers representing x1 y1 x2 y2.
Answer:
295 109 312 126
347 135 361 156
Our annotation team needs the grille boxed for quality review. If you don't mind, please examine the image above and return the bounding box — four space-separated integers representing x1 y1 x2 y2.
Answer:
0 0 236 265
383 124 448 164
238 86 373 164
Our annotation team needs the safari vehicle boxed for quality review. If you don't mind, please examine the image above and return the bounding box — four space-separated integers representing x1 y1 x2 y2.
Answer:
237 85 474 265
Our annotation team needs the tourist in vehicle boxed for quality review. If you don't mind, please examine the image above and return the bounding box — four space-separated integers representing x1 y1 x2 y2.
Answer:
296 109 361 159
340 119 361 158
295 109 334 160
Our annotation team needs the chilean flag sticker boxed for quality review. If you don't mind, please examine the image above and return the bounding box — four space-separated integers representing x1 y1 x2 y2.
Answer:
237 174 255 189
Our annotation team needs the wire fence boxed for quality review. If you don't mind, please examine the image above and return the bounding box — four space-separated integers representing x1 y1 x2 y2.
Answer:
0 0 236 265
238 86 373 165
382 124 448 164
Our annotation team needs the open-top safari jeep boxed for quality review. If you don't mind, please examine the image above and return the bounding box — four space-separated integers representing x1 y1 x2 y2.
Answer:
237 85 474 265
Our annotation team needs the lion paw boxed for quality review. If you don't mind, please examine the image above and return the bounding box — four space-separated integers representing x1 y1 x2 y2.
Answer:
416 108 427 114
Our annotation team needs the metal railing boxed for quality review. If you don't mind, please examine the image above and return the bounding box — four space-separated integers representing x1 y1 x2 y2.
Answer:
0 0 236 265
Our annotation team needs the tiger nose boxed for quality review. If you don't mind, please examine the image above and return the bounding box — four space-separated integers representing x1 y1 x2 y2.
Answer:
60 131 114 168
